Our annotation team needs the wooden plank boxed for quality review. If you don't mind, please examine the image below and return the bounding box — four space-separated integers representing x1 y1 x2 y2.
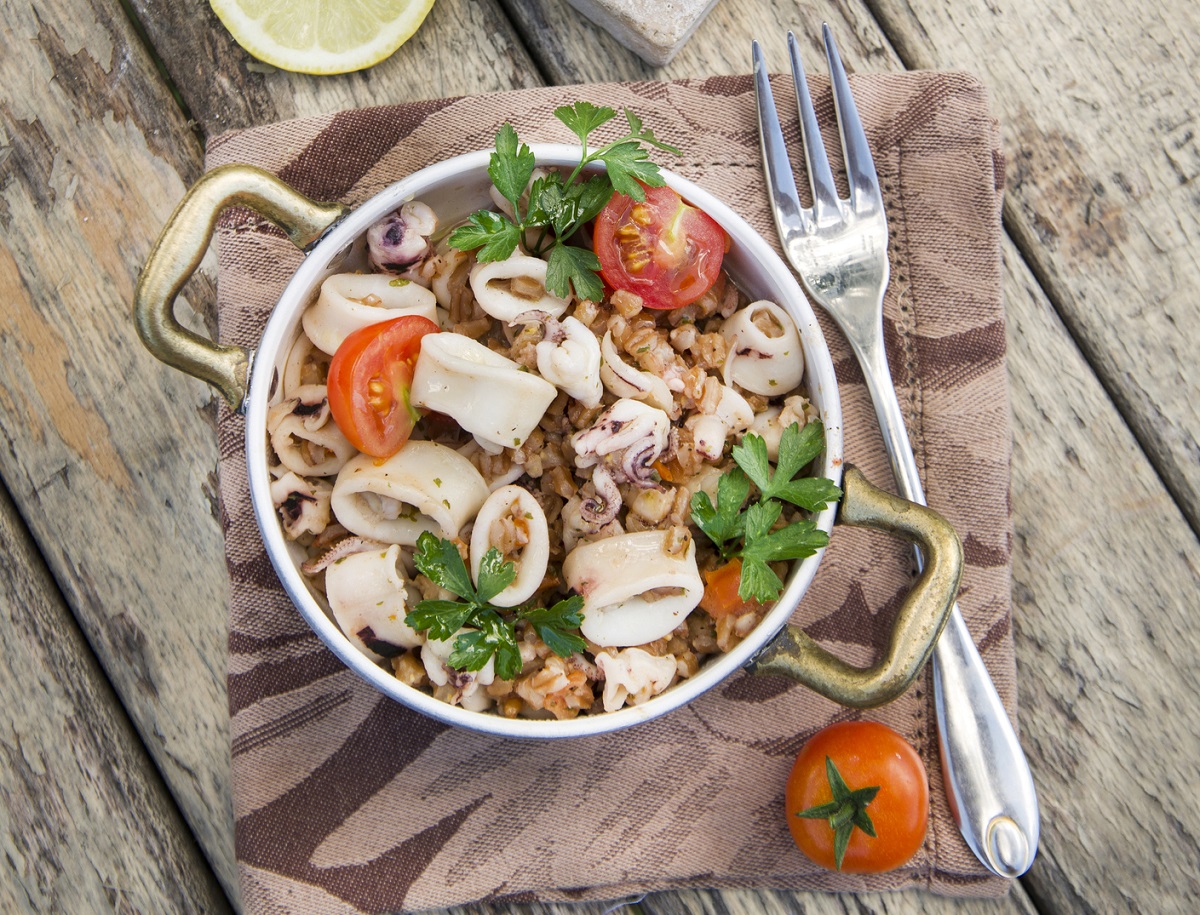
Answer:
125 0 544 136
866 0 1200 539
642 887 1038 915
0 484 231 914
0 0 238 892
491 2 1200 912
996 235 1200 913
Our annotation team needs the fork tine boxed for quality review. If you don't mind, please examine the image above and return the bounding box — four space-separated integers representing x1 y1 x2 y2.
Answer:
822 23 882 209
787 31 840 220
752 39 809 241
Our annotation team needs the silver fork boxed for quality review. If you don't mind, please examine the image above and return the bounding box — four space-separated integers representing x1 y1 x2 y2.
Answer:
752 27 1039 878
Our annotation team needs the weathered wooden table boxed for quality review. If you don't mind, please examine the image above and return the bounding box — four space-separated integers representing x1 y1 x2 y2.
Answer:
2 1 1197 912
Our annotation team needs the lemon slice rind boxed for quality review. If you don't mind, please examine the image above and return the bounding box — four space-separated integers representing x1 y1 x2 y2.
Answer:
210 0 436 75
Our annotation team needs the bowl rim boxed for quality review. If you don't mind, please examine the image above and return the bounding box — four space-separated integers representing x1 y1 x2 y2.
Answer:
244 144 844 739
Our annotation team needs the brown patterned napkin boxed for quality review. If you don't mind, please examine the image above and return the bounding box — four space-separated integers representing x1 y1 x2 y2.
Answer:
208 75 1013 913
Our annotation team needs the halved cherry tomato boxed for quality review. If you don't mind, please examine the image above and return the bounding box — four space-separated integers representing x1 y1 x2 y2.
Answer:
593 182 727 310
699 558 765 619
785 721 929 873
327 315 440 458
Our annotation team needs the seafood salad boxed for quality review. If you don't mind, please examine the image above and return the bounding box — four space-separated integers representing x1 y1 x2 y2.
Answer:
266 106 840 719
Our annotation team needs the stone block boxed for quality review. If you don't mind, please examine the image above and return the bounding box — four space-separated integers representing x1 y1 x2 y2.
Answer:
565 0 721 66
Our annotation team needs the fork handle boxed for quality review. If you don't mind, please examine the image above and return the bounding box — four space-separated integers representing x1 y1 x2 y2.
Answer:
855 337 1041 878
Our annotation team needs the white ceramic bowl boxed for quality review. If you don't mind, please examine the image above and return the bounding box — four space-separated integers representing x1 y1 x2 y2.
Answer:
243 144 844 738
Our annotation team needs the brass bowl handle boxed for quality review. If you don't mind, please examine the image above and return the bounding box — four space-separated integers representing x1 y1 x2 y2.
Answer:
134 164 350 410
751 465 963 708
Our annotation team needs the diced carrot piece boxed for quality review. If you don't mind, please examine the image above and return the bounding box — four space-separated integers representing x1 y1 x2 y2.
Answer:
699 558 765 618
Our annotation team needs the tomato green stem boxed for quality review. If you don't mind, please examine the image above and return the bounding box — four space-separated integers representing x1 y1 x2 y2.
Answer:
795 756 880 870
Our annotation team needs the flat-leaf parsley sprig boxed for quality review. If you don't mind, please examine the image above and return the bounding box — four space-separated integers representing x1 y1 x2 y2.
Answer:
447 102 679 303
403 531 587 681
691 420 843 604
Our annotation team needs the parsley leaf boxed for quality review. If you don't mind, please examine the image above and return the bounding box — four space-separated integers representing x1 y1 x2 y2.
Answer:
603 140 665 199
733 420 840 511
736 506 831 604
739 514 830 604
412 532 476 599
730 433 772 495
772 420 826 491
489 123 537 208
771 476 846 513
547 243 603 302
405 599 475 642
736 552 786 605
555 101 617 147
447 211 522 263
741 498 782 544
690 470 751 557
573 173 615 224
692 422 841 604
449 609 521 679
404 534 586 681
623 108 681 154
474 546 517 605
520 595 587 658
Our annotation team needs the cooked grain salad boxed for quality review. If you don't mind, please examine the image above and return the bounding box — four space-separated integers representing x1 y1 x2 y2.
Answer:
266 105 840 718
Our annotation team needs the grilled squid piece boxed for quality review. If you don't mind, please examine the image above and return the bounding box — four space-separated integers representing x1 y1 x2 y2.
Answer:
301 536 388 575
561 495 625 552
271 471 332 540
366 201 437 272
599 331 677 416
324 544 423 662
516 312 603 408
562 528 703 647
748 395 819 460
470 251 571 324
684 383 755 462
267 384 357 477
422 629 496 708
302 272 438 355
429 248 474 312
720 300 804 396
469 485 550 607
281 332 330 397
411 332 557 453
595 647 678 712
330 441 489 545
580 464 622 526
570 398 671 489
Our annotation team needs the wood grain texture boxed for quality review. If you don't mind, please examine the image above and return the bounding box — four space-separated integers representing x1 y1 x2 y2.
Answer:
999 235 1200 914
641 886 1038 915
0 484 230 914
0 0 241 894
125 0 544 137
864 0 1200 535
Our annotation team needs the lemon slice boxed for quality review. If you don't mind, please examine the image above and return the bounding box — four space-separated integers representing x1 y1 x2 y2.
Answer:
210 0 436 75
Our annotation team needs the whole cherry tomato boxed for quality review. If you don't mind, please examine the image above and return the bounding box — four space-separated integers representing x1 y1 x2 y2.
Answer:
785 720 929 873
327 315 440 458
593 182 726 310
